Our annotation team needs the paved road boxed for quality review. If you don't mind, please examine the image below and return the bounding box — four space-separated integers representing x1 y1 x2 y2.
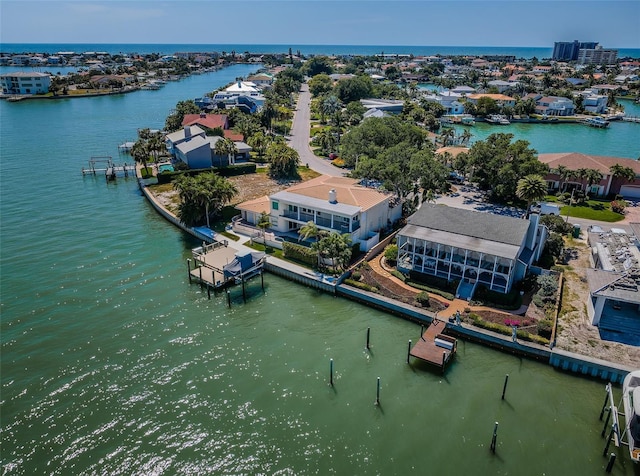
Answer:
288 83 345 177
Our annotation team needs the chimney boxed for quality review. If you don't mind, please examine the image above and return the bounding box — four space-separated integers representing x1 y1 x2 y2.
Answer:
184 125 191 138
200 112 206 118
328 189 337 204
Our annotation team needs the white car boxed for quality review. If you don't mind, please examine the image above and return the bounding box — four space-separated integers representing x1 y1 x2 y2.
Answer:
530 202 561 215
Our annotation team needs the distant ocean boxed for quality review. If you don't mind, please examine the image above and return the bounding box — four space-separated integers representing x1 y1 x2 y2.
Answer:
3 43 640 59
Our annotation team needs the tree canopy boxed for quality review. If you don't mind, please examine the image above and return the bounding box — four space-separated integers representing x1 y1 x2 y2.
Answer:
466 133 548 202
164 100 201 132
172 172 238 227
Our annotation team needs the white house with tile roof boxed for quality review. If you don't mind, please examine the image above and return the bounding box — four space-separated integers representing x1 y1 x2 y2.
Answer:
235 175 402 251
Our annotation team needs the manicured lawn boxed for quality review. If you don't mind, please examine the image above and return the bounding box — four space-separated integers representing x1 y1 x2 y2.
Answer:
559 204 624 222
545 196 626 222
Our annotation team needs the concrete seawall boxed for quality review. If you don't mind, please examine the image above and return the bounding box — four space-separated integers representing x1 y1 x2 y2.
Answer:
137 175 634 384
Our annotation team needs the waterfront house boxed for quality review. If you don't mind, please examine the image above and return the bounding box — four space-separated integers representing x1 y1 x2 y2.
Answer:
586 226 640 344
0 72 51 95
165 125 206 156
235 175 402 251
466 93 516 108
539 152 640 198
580 94 608 114
181 113 243 141
534 96 575 116
396 204 548 299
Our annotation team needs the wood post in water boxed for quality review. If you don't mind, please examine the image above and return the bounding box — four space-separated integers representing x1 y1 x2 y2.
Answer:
601 407 611 438
207 284 211 300
199 266 203 289
606 453 616 473
330 359 334 387
227 290 231 308
375 377 380 406
599 388 610 420
603 424 616 456
407 340 412 364
242 278 246 303
261 271 264 291
502 374 509 400
187 259 192 284
366 327 371 350
490 422 498 454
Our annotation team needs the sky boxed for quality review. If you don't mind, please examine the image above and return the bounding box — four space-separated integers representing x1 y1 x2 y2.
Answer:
1 0 639 47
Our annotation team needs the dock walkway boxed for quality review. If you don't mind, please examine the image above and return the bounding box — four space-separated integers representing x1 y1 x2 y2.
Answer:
409 320 457 373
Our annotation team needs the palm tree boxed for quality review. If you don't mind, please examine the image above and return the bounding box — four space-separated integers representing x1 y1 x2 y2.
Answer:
214 137 238 166
552 165 571 192
584 169 604 197
131 139 150 171
147 131 165 164
247 132 270 162
439 128 455 146
460 129 472 146
321 95 341 124
609 163 637 183
516 174 548 216
316 128 337 156
299 221 319 242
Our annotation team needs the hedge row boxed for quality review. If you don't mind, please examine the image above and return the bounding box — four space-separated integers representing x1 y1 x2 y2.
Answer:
344 279 379 293
283 241 318 267
468 313 549 346
156 163 257 184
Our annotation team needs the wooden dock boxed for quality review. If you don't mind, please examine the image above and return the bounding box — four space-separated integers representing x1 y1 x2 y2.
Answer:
409 320 457 373
82 156 136 181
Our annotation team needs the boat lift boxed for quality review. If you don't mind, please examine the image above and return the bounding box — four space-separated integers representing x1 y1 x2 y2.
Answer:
599 382 622 457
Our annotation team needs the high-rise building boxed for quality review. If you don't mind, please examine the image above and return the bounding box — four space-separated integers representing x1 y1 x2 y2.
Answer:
552 41 599 61
577 46 618 64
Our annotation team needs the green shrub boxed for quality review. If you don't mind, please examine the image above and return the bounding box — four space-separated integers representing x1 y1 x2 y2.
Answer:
415 291 430 307
537 319 553 339
351 271 362 281
473 285 522 310
391 270 406 282
283 241 318 267
217 163 257 177
384 244 398 263
345 279 379 293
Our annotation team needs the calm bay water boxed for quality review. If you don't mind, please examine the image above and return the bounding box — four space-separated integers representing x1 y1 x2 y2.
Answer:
3 43 639 59
1 64 638 475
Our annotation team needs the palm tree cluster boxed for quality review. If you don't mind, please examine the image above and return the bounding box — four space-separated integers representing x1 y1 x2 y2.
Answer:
172 172 237 228
131 128 165 172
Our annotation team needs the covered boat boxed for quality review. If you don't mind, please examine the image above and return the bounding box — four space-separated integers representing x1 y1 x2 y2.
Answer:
623 370 640 462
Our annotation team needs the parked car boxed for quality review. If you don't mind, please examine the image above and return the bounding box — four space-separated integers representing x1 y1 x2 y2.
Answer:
530 202 561 215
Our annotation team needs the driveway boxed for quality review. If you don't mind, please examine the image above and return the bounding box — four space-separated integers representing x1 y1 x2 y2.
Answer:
288 83 345 177
435 183 640 231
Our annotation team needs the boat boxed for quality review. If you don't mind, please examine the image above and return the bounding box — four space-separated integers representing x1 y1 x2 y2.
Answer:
582 116 610 128
622 370 640 463
486 114 510 125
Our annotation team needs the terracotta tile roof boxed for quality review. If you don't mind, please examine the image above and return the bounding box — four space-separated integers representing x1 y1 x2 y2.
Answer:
224 130 244 141
538 152 640 175
285 175 391 211
182 113 228 130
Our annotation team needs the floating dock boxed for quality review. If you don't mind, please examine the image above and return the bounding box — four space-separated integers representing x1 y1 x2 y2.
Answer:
408 319 457 373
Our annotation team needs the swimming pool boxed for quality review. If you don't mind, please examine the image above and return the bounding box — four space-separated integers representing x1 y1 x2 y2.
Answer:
158 164 174 173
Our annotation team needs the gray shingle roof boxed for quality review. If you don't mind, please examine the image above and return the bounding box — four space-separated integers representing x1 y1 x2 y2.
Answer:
407 204 530 247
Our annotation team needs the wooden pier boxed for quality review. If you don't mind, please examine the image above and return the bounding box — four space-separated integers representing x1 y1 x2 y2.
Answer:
409 319 457 373
81 156 136 181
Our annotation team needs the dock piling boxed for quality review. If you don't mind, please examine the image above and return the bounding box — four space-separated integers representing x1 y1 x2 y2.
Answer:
366 327 371 350
605 453 616 473
187 259 192 284
599 387 610 420
490 422 499 454
601 407 611 438
207 284 211 300
226 290 231 308
375 377 380 406
199 266 203 289
420 325 424 340
407 340 412 364
330 359 334 387
501 374 509 400
603 424 615 456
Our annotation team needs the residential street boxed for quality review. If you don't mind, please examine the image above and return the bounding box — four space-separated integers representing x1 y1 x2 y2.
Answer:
288 83 346 177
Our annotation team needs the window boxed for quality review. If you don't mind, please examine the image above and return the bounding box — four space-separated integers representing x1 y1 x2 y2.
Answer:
288 205 298 212
271 201 279 211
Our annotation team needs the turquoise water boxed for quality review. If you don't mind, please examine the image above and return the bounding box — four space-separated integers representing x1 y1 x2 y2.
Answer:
1 64 638 475
3 43 640 59
449 99 640 159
